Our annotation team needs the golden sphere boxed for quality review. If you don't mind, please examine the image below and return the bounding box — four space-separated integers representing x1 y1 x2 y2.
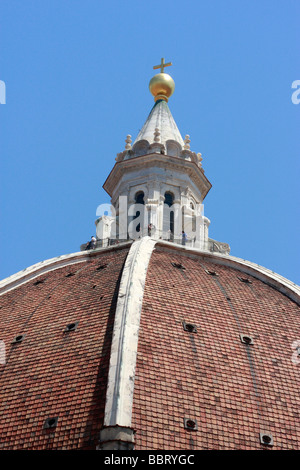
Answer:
149 73 175 102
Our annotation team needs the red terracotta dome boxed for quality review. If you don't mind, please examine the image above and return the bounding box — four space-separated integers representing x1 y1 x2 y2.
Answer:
0 239 299 450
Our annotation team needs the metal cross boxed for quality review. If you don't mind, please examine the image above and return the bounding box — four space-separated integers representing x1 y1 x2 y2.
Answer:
153 57 172 73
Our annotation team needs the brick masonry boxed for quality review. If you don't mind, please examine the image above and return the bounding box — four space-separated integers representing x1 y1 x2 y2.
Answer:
0 242 299 450
132 246 300 450
0 247 129 450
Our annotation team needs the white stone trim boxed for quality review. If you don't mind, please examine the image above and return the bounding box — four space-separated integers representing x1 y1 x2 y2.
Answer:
103 237 156 427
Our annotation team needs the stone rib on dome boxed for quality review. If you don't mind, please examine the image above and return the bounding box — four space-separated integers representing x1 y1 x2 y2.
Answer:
133 99 184 147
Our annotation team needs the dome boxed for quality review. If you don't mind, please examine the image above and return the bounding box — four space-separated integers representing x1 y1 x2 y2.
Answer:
0 238 299 450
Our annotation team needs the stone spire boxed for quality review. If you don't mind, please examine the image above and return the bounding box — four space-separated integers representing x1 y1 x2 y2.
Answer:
133 99 184 147
133 58 182 148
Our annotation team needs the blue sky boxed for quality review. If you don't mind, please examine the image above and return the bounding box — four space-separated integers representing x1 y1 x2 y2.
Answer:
1 0 299 284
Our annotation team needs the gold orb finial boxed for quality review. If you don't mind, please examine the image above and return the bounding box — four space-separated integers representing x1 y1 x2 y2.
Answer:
149 58 175 102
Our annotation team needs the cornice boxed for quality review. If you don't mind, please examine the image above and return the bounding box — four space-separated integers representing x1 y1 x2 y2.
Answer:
103 153 212 200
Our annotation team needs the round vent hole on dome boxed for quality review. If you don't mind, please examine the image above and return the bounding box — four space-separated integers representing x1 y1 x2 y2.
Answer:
238 277 252 284
240 334 253 345
33 279 45 286
43 417 58 429
259 433 273 446
64 322 79 332
96 264 108 271
12 334 25 344
183 321 197 333
65 272 75 278
205 269 218 276
171 262 185 270
184 418 198 431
